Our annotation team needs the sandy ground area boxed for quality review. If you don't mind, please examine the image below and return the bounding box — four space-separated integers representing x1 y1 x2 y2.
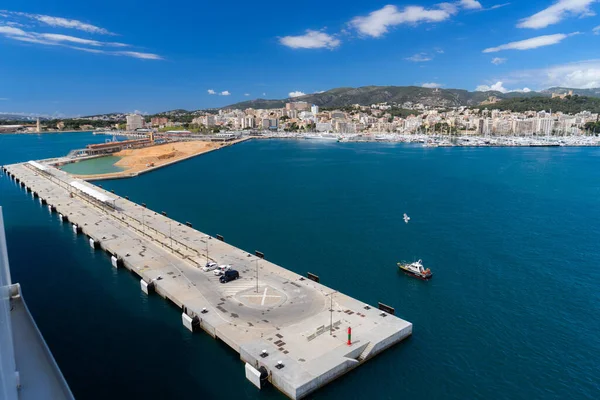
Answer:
113 141 222 173
73 139 246 180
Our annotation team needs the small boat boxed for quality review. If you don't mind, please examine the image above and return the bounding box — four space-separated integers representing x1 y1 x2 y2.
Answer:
397 260 432 280
403 213 410 224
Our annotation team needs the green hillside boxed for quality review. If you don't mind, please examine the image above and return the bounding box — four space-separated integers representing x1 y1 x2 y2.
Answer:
485 96 600 114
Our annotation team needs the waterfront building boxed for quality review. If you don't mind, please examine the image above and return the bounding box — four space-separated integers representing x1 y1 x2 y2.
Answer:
311 104 319 115
316 122 332 132
513 119 535 135
261 118 278 130
285 101 309 111
536 118 554 135
126 114 144 131
151 117 169 126
242 116 255 129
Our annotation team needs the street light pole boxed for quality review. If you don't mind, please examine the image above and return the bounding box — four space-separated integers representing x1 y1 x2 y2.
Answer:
169 220 173 252
206 238 209 264
326 291 337 335
254 259 259 293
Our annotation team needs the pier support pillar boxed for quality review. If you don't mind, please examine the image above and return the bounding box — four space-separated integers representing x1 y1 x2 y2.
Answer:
89 238 97 249
182 313 200 332
72 223 80 234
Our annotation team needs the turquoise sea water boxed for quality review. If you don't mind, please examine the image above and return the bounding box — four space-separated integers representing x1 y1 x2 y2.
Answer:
60 156 124 175
1 134 599 399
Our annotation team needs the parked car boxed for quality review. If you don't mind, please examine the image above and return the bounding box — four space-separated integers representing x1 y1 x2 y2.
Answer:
213 264 232 276
202 262 218 272
219 269 239 283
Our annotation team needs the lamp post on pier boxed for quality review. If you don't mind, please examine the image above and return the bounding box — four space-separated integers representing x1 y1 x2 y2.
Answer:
325 291 337 335
253 259 259 293
169 220 173 252
205 237 210 265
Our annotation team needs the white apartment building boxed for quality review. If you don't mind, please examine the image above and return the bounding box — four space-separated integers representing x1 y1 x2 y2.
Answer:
242 116 255 129
536 118 554 134
126 114 144 131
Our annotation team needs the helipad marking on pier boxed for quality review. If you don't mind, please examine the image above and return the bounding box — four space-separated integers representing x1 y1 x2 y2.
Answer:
240 286 283 306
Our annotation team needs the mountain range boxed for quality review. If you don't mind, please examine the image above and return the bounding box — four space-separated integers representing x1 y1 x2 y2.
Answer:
224 86 600 110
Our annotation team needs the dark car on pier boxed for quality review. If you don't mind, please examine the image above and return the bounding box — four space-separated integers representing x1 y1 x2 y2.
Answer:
219 269 239 283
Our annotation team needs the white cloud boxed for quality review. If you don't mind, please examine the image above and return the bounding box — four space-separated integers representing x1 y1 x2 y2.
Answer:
406 52 432 62
289 91 306 97
476 60 600 91
115 51 162 60
524 59 600 88
5 21 26 28
262 92 267 96
422 82 443 88
517 0 597 29
593 25 600 34
0 24 161 59
460 0 483 10
491 57 507 65
279 30 340 49
207 89 216 95
314 90 325 93
244 93 250 96
32 14 113 35
489 3 511 10
350 4 457 38
38 33 127 47
220 91 230 96
476 82 508 92
0 26 26 35
475 81 532 93
0 11 114 34
483 33 576 52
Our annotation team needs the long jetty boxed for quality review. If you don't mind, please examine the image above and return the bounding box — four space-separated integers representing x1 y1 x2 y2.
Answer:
2 161 412 399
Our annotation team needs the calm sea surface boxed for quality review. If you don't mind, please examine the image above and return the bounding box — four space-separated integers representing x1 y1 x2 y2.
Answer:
1 133 599 399
60 155 124 175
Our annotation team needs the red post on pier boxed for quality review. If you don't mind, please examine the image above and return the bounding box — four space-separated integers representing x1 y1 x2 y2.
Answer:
347 327 352 346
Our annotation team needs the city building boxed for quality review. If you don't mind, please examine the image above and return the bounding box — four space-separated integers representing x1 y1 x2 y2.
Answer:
126 114 144 131
151 117 169 126
285 101 309 111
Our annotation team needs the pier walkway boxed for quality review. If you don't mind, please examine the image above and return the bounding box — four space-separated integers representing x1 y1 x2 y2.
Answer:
3 161 412 399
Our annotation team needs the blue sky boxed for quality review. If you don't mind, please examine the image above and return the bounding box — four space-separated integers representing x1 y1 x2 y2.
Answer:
1 0 599 116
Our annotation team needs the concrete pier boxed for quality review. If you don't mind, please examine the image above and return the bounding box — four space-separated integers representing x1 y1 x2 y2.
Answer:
2 162 412 399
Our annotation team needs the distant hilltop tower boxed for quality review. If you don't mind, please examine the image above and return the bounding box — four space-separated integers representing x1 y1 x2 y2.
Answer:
36 118 41 133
